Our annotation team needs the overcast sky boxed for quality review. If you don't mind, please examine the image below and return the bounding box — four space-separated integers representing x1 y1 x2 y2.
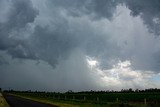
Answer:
0 0 160 92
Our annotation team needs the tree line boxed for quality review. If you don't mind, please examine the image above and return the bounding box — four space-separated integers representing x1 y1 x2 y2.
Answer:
2 88 160 94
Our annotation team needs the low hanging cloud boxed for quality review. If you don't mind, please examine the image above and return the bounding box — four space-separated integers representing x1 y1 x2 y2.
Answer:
0 0 160 91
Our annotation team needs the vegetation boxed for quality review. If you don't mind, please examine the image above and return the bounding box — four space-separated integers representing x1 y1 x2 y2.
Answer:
3 88 160 107
0 93 10 107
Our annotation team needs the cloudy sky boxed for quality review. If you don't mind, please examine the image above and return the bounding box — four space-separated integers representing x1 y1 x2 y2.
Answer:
0 0 160 92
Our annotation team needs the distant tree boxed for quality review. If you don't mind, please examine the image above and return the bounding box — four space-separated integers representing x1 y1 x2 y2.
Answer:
121 89 124 92
135 89 139 92
129 88 133 92
0 88 1 92
66 90 73 94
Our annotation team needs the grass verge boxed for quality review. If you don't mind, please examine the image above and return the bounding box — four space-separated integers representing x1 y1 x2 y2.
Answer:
10 94 79 107
9 94 148 107
0 93 10 107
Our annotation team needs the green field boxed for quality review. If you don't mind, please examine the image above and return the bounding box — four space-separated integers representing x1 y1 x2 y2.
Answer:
4 89 160 107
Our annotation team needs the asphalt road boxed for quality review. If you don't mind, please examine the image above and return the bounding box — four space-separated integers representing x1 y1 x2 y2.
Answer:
3 94 58 107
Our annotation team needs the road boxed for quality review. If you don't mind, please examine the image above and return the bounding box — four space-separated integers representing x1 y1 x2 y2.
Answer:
3 94 58 107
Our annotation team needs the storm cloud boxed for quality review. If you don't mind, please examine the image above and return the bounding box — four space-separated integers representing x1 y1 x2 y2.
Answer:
125 0 160 36
0 0 160 91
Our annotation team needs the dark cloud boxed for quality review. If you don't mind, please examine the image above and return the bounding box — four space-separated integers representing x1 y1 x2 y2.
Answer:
0 0 160 91
85 0 122 19
124 0 160 36
120 0 160 71
0 0 160 69
0 0 38 60
48 0 121 19
6 0 38 30
30 25 78 67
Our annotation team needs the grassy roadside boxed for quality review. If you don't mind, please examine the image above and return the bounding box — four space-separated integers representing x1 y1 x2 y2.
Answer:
9 94 115 107
7 93 146 107
9 93 79 107
0 93 10 107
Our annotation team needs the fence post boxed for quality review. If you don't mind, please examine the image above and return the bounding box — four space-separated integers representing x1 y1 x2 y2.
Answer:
84 96 86 101
65 96 67 100
73 96 75 100
97 97 99 102
144 98 146 106
116 98 118 102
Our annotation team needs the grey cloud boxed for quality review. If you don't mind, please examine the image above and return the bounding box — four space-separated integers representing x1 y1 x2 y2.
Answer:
85 0 122 20
124 0 160 36
0 56 8 65
119 0 160 71
6 0 38 29
0 0 160 70
30 25 77 67
0 51 100 92
0 0 160 91
0 0 38 60
0 0 38 31
47 0 121 19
